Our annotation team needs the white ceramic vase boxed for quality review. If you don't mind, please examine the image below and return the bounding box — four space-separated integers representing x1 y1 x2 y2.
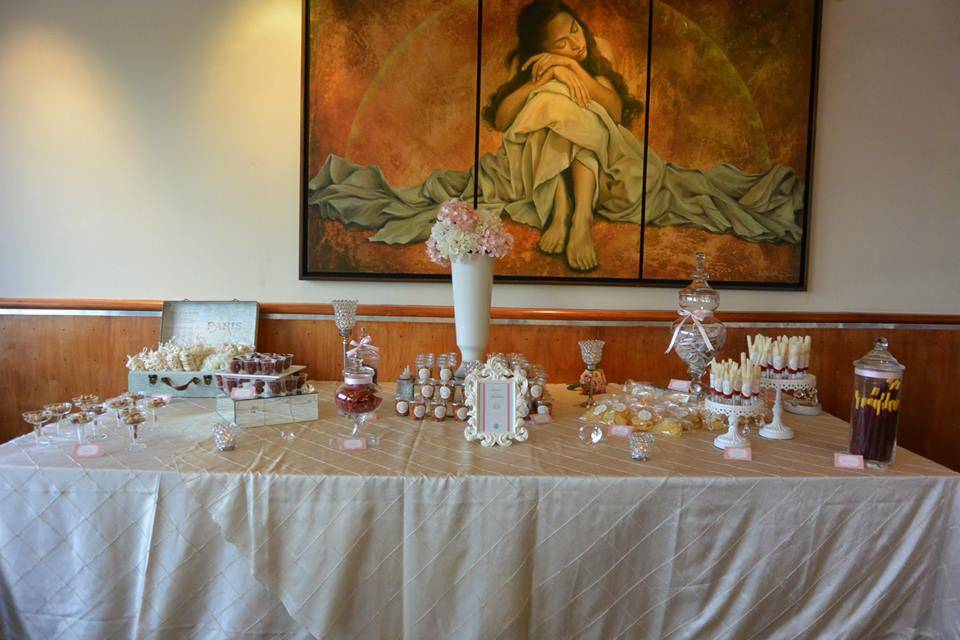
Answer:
451 254 493 368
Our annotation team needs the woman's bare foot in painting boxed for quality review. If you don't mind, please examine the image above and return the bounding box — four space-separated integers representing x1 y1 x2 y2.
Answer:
566 215 597 271
538 216 567 254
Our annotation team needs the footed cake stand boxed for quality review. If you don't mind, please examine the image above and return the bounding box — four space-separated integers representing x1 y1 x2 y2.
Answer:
706 399 764 450
758 374 816 440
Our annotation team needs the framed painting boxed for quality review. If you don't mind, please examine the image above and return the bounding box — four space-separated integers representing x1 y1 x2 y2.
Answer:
300 0 821 288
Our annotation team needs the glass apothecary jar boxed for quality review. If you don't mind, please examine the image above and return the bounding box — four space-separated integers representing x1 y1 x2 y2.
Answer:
849 338 905 469
334 359 383 446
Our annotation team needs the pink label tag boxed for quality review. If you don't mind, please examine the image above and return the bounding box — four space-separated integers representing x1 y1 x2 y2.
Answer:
530 414 552 424
668 379 692 392
724 446 752 461
73 443 104 459
607 425 632 438
834 453 864 469
230 387 257 400
337 437 367 452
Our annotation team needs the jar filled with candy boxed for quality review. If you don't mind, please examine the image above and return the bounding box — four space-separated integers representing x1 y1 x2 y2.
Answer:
334 357 383 446
849 338 905 469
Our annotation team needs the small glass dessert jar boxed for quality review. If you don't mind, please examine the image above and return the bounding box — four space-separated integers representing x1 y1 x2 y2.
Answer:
267 379 283 396
229 357 242 373
242 357 259 375
395 399 410 416
334 360 383 446
284 375 298 394
849 338 905 469
259 357 277 376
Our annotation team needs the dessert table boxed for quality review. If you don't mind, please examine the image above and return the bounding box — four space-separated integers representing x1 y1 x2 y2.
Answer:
1 383 958 640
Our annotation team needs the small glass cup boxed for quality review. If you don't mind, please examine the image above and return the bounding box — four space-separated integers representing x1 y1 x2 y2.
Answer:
267 379 283 396
578 422 604 445
630 431 655 461
22 410 52 447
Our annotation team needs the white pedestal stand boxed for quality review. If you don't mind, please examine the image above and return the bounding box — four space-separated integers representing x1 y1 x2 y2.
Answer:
706 399 764 450
758 374 816 440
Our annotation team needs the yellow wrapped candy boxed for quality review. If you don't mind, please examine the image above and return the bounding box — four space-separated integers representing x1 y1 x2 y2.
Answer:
653 418 683 437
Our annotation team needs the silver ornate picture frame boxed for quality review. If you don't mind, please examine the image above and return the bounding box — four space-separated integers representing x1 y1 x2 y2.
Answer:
464 358 529 447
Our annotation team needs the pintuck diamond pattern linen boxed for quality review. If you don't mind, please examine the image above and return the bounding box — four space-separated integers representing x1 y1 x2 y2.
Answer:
2 383 959 640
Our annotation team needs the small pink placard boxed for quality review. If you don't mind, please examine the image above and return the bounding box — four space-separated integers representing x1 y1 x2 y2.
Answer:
607 425 632 438
667 379 692 392
723 446 752 461
337 437 368 452
530 414 552 425
230 387 257 400
834 453 864 469
73 443 104 459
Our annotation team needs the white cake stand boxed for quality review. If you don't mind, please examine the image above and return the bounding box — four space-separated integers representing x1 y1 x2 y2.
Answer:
758 374 816 440
705 399 765 450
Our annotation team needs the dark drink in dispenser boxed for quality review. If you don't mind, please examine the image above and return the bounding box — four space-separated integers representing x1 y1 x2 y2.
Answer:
849 338 905 469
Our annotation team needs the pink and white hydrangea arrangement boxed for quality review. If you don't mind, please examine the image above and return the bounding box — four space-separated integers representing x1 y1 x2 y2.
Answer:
425 198 514 266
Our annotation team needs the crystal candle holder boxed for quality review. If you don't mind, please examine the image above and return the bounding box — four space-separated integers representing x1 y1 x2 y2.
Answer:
630 431 655 461
578 340 605 408
332 299 359 368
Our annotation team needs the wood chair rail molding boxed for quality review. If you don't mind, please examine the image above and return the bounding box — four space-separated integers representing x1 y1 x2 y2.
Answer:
2 298 958 325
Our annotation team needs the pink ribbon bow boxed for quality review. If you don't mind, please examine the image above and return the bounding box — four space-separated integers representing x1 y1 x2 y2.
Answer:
347 335 379 358
665 309 715 354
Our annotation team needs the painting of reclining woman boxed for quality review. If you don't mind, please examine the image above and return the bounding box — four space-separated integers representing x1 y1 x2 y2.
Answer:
302 0 817 285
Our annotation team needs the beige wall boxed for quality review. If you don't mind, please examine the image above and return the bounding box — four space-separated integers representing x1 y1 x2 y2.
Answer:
0 0 958 312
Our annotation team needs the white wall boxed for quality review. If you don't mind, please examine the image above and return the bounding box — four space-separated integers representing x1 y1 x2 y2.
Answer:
0 0 958 313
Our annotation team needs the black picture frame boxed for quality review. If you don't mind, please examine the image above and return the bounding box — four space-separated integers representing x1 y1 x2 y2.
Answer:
299 0 821 290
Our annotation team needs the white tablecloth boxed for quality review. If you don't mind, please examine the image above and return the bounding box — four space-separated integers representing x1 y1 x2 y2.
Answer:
1 384 958 640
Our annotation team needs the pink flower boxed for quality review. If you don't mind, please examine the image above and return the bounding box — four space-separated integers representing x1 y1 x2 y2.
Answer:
425 236 448 266
437 198 478 231
478 227 514 258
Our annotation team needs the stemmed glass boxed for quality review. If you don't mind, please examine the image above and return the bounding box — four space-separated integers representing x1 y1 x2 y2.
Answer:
72 395 102 440
68 412 94 443
43 402 73 439
105 396 133 429
143 395 170 428
22 410 52 447
332 299 359 369
578 340 605 408
85 404 109 440
122 409 147 450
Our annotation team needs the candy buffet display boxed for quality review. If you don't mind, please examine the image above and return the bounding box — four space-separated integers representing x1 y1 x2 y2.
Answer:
849 338 905 469
665 252 726 400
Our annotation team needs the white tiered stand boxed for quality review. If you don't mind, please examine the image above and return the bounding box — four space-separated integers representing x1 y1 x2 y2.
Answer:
758 374 816 440
706 398 765 450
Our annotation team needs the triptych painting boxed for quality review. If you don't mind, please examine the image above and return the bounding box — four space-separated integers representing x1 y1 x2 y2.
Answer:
300 0 820 287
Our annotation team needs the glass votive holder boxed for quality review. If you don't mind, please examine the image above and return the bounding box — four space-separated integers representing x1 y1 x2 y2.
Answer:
213 422 239 451
630 431 655 461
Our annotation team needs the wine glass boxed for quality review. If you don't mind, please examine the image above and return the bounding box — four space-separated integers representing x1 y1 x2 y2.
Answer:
22 410 52 447
43 402 73 439
578 340 605 408
332 299 359 369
